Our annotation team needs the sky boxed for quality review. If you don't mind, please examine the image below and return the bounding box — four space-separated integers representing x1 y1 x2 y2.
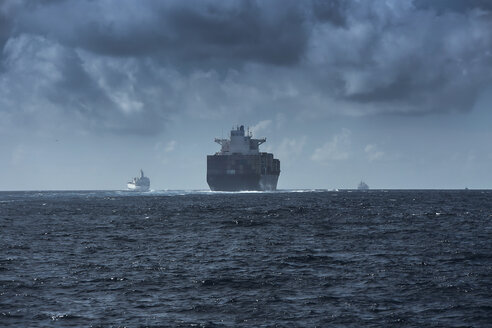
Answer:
1 0 492 190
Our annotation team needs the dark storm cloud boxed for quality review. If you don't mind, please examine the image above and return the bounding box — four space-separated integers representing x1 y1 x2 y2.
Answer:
0 5 14 55
311 0 349 27
14 0 310 67
305 1 492 114
163 2 308 66
413 0 492 14
1 0 491 135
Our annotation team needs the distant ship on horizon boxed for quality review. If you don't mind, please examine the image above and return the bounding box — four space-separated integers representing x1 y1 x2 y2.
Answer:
358 181 369 190
127 169 150 191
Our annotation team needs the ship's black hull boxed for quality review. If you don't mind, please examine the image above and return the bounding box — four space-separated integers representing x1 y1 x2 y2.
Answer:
207 173 279 191
207 153 280 191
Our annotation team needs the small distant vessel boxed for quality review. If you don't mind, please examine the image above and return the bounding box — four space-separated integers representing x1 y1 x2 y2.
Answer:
358 181 369 190
127 169 150 191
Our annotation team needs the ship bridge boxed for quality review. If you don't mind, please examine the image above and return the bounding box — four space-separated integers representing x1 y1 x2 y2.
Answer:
215 125 265 155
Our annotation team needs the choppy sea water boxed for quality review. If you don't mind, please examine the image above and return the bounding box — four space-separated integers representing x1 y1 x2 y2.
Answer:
0 190 491 327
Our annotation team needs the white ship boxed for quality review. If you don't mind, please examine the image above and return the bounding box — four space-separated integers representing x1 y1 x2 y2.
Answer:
127 169 150 191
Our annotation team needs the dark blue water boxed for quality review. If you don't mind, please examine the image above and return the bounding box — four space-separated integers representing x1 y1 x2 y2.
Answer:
1 190 491 327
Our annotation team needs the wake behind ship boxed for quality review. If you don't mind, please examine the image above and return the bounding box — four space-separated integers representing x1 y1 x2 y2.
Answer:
207 125 280 191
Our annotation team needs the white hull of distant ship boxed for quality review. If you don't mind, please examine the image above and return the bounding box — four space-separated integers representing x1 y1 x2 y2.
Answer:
207 125 280 191
126 183 150 192
127 169 150 192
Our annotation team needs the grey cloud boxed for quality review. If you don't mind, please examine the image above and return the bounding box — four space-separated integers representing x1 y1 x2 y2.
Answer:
0 34 168 135
311 0 348 26
164 1 308 66
0 3 16 55
413 0 492 14
0 13 10 49
14 0 309 67
1 0 491 136
307 1 492 114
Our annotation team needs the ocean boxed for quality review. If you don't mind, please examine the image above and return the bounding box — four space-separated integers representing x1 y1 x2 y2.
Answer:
1 190 491 327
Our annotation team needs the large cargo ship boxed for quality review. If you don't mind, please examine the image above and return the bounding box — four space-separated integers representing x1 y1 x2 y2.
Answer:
207 125 280 191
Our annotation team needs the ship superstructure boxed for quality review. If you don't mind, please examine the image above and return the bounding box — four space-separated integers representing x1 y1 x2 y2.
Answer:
127 169 150 191
207 125 280 191
358 181 369 190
